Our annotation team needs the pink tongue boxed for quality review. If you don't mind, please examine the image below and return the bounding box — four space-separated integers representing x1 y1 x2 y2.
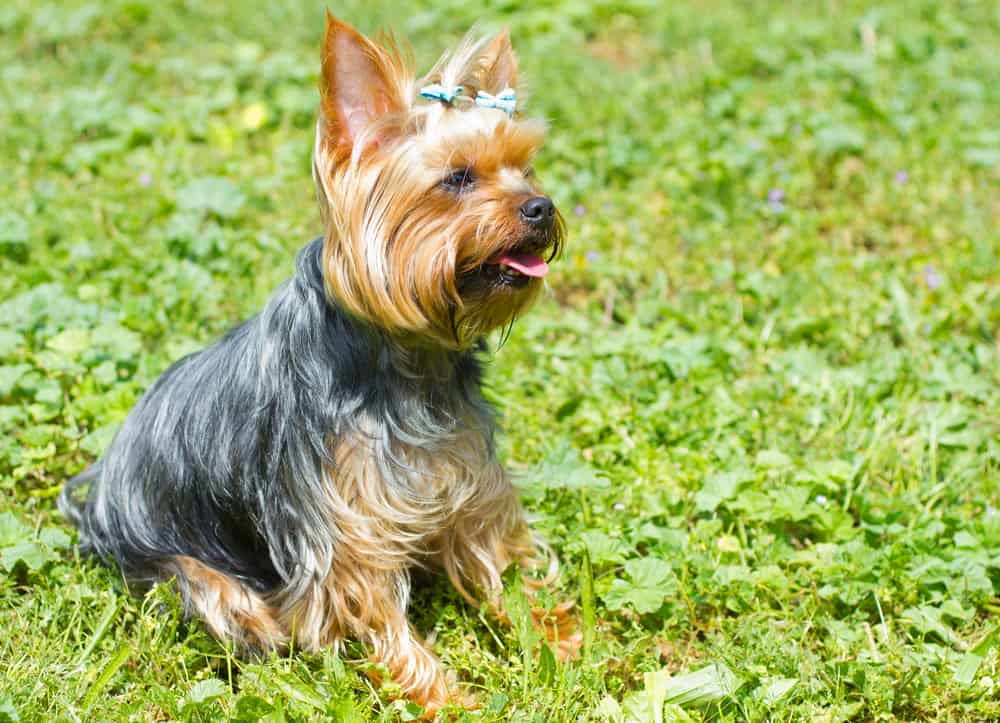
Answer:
498 253 549 278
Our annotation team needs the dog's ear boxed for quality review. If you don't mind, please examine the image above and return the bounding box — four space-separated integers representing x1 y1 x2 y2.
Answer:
478 29 518 93
320 13 407 150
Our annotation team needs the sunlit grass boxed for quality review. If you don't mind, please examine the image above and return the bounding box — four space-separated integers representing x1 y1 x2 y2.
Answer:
2 0 1000 720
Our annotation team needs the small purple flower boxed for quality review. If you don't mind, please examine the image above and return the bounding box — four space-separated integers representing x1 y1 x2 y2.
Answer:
573 204 587 217
585 250 600 262
139 173 153 187
613 502 625 511
924 264 941 291
767 188 785 212
894 170 909 185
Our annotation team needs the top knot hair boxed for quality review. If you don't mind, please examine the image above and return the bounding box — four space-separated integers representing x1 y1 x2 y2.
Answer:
318 15 521 155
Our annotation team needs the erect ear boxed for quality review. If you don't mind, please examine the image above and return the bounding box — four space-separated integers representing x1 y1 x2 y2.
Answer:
320 13 406 150
478 29 518 93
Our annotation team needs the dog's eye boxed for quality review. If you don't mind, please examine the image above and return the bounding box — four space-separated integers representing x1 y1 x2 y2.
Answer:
441 168 475 193
523 166 536 179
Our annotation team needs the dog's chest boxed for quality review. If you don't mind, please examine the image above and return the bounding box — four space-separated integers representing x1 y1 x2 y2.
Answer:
328 415 503 535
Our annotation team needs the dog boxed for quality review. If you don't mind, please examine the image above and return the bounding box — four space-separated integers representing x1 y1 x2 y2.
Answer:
60 13 574 714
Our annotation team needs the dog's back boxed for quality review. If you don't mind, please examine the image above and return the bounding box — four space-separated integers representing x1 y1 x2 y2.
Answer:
59 240 339 592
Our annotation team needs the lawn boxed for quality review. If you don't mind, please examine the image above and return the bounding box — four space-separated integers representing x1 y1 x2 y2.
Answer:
2 0 1000 720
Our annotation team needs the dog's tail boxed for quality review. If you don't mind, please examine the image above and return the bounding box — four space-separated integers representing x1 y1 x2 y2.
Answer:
57 465 96 531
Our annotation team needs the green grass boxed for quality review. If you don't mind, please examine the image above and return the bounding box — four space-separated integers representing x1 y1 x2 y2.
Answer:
2 0 1000 720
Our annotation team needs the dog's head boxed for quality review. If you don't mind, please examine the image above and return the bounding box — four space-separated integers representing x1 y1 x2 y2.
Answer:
313 15 564 349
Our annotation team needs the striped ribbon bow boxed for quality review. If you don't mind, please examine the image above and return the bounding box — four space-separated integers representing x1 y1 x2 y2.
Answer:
475 88 516 116
419 83 464 105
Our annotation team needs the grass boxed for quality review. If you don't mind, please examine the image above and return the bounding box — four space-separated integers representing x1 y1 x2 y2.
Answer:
2 0 1000 720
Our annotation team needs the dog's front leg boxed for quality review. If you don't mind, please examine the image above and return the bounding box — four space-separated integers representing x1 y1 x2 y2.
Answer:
281 560 466 716
437 474 581 659
352 568 478 716
365 612 455 716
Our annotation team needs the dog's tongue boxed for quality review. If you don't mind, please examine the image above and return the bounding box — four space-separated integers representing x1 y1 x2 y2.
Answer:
498 253 549 278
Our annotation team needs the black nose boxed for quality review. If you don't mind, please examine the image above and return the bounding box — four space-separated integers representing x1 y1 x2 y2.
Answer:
520 196 555 229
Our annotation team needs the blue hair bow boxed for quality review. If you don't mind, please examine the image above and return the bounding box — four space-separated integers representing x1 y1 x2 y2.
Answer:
475 88 516 116
419 83 464 105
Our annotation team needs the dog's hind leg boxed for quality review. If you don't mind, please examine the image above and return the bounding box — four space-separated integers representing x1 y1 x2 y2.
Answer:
162 556 287 654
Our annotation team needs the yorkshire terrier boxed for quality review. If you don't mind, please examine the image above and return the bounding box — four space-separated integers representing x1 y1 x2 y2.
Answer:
60 13 575 714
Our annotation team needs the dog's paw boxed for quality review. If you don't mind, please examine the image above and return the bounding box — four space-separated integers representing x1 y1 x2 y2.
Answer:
418 670 479 719
531 599 582 660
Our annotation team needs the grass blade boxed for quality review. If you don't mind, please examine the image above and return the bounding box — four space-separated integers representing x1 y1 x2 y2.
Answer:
76 597 119 668
81 645 131 712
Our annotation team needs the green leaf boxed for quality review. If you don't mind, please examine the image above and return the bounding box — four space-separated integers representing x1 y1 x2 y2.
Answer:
0 364 31 396
0 512 31 546
269 672 327 711
33 380 63 407
626 558 672 589
486 693 508 714
399 701 424 721
901 605 956 643
0 212 29 262
92 323 143 359
177 177 246 219
232 695 274 723
618 663 738 721
0 405 27 431
533 443 611 490
595 695 624 722
953 652 984 686
603 557 676 614
181 678 229 713
80 423 120 456
815 125 865 155
694 472 745 512
0 213 29 246
814 459 854 484
91 360 118 386
0 330 24 357
537 642 558 686
0 696 20 723
580 530 629 565
755 449 792 469
658 663 740 706
946 558 993 599
954 625 1000 685
46 328 92 356
770 485 813 521
0 283 100 332
757 676 797 706
38 527 71 549
1 541 53 570
965 148 1000 167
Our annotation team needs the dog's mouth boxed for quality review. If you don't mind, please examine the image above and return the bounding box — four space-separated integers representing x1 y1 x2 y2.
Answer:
489 252 550 287
477 235 559 289
458 230 562 294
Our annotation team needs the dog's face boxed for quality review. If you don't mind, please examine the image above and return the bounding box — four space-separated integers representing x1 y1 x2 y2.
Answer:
313 16 564 348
